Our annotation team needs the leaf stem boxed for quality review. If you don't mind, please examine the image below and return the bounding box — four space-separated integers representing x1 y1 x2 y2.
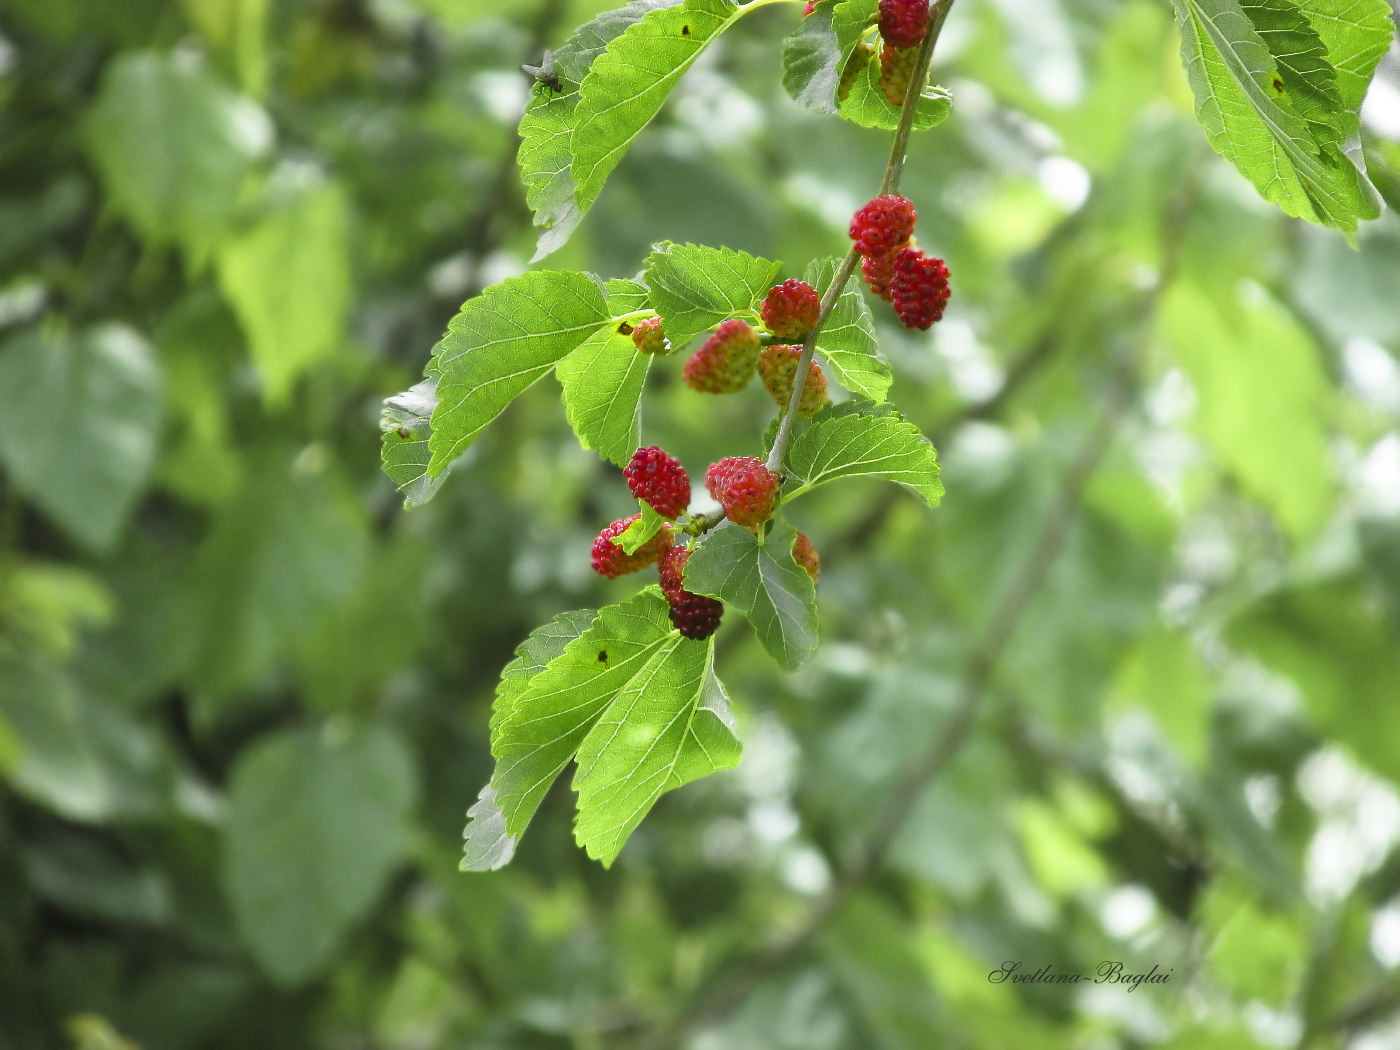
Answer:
763 0 951 475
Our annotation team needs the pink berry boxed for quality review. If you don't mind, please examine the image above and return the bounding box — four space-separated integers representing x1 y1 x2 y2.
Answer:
624 446 690 519
706 457 779 531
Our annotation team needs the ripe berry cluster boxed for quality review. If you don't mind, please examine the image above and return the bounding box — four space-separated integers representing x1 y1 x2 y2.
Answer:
849 194 950 329
589 446 821 640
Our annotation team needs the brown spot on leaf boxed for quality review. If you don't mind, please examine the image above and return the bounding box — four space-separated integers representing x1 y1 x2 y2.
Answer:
681 24 690 35
597 649 609 665
618 322 635 336
1272 76 1284 93
396 427 412 440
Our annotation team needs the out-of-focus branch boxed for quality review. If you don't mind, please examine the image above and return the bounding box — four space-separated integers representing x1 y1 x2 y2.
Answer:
457 0 568 297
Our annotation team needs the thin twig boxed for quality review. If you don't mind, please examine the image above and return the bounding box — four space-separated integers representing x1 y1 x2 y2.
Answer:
765 0 950 475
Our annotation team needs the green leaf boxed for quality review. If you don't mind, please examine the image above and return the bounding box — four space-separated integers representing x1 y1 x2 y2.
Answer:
216 182 352 407
1108 628 1212 766
518 0 685 260
1230 580 1400 782
224 722 416 985
573 631 739 865
805 257 892 402
1242 0 1346 149
782 1 842 113
1297 0 1394 112
605 276 653 314
838 53 952 131
556 321 652 466
1172 0 1378 230
643 241 782 350
684 520 819 670
489 589 676 840
783 0 881 113
781 403 943 506
614 501 667 555
0 325 162 554
572 0 742 210
0 648 108 821
492 608 600 733
1159 282 1331 537
84 52 270 267
428 270 609 474
185 452 369 703
381 378 448 508
463 608 600 872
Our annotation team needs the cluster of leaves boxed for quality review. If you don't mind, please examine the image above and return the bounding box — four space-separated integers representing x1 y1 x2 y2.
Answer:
383 0 965 866
385 237 943 865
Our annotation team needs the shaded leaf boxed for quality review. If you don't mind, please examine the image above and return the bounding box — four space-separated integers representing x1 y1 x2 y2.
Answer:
781 1 844 113
464 609 600 872
684 520 819 670
1159 281 1331 537
217 182 352 407
85 52 270 267
380 378 449 508
224 722 416 985
0 325 162 554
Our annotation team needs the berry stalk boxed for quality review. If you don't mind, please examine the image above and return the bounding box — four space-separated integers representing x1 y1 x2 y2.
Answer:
766 0 953 476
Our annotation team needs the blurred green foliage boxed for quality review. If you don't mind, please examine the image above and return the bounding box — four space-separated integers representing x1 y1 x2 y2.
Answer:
1 0 1400 1048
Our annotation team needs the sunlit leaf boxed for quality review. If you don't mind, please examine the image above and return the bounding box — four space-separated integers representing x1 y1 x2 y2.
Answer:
428 270 609 473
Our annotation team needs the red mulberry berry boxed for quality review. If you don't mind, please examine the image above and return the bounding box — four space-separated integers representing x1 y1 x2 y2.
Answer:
878 43 919 107
624 446 690 519
631 317 669 355
890 247 950 330
682 319 762 395
591 516 673 579
879 0 930 50
758 344 831 418
803 0 817 13
761 279 821 340
659 546 723 640
792 531 820 584
706 456 778 530
849 195 916 260
862 250 899 302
